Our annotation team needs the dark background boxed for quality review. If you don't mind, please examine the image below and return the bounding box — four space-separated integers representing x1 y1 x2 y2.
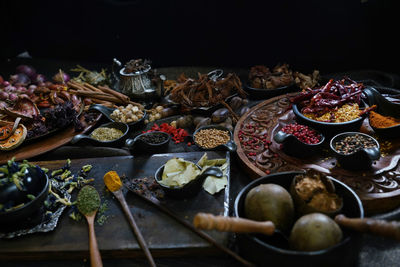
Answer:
0 0 399 75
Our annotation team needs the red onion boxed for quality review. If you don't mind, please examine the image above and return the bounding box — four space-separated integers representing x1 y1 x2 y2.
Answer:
8 93 18 101
34 74 46 84
5 85 16 92
16 65 37 80
0 91 8 100
2 81 10 87
52 71 70 83
10 73 31 86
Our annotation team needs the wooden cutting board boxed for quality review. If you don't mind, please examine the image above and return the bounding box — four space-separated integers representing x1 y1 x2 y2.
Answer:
0 153 230 260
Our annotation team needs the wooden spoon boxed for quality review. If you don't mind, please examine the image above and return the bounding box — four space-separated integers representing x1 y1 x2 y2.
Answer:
104 172 156 267
77 186 103 267
335 214 400 241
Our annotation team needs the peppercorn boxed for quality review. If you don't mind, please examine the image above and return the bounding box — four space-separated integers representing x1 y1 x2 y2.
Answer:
139 132 168 144
281 123 322 144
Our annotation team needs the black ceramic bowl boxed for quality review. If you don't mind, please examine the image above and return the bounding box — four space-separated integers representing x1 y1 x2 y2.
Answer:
364 87 400 138
125 131 170 154
273 125 325 158
88 104 146 129
154 163 222 199
71 121 129 147
234 171 364 267
193 124 237 152
292 103 367 136
0 169 49 226
244 82 298 99
330 132 380 171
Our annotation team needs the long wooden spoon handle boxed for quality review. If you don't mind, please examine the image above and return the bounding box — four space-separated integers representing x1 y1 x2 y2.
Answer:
115 191 156 267
87 215 103 267
335 214 400 241
193 213 275 236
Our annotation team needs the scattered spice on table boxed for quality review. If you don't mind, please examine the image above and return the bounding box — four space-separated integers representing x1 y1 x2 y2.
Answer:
76 185 100 216
334 134 377 155
90 127 124 142
103 171 122 192
139 132 168 144
369 111 400 128
281 123 322 144
194 128 230 149
143 123 188 144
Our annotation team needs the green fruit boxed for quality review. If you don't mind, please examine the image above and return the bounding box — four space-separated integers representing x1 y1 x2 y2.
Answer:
244 184 294 232
289 213 343 251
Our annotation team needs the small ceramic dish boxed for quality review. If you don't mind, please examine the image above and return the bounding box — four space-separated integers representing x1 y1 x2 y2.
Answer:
243 82 298 99
292 103 367 137
330 132 380 171
193 124 237 152
273 125 325 158
0 167 49 226
363 87 400 138
71 121 129 147
154 163 223 198
125 131 170 154
88 104 146 129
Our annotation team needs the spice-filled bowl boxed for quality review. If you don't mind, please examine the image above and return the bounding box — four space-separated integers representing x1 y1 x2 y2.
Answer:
364 88 400 138
193 125 237 152
234 171 364 267
88 104 146 129
154 159 223 199
0 162 49 227
125 131 170 154
330 132 380 171
71 121 129 147
292 103 367 136
273 123 325 158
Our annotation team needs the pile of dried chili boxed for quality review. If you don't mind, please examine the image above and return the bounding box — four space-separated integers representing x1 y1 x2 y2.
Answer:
143 123 188 144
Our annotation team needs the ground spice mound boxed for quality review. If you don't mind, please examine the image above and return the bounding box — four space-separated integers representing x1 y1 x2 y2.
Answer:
369 111 400 128
77 186 100 215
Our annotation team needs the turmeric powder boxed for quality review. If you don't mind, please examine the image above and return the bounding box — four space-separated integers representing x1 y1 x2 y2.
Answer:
104 171 122 192
369 111 400 128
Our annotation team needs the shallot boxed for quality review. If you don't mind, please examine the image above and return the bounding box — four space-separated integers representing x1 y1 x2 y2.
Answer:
16 65 37 80
10 73 30 86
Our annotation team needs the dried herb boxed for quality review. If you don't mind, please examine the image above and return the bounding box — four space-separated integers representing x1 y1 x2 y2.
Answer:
77 185 100 215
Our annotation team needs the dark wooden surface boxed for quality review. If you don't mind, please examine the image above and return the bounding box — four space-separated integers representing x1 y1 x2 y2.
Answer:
0 153 230 260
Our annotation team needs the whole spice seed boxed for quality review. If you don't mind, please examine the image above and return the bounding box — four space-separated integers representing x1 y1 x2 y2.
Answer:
139 132 168 144
194 128 230 149
90 127 124 141
334 134 377 155
77 185 100 215
281 123 321 144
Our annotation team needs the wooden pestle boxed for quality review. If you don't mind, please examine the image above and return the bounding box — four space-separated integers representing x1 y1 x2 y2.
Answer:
335 214 400 241
193 213 275 236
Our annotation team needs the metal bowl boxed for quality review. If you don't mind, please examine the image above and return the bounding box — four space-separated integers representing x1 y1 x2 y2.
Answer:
234 171 364 267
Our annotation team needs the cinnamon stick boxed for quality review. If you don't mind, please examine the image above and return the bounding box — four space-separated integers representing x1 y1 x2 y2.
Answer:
98 85 130 104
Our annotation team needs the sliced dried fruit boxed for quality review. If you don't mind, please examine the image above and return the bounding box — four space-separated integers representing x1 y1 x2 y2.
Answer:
0 124 27 151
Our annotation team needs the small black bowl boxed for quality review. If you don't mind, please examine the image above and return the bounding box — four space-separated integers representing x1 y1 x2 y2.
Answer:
71 121 129 147
125 131 170 154
88 104 146 129
330 132 380 171
292 103 367 136
0 169 49 226
234 171 364 267
244 82 298 99
273 126 325 158
154 163 223 199
363 87 400 138
193 124 237 152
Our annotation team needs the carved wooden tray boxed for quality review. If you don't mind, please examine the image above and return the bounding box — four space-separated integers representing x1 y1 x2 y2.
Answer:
0 113 102 164
234 93 400 215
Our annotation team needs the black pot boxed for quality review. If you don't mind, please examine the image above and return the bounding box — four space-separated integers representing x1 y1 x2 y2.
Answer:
234 171 364 267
